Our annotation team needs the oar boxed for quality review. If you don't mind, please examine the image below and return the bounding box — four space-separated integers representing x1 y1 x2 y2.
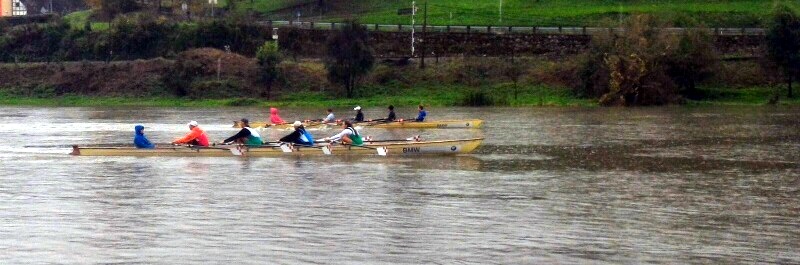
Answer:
274 142 333 155
179 144 246 156
337 142 388 156
363 135 421 143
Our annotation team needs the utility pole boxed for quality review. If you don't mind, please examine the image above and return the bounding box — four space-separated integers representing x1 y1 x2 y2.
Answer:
420 0 427 69
499 0 502 23
411 1 416 57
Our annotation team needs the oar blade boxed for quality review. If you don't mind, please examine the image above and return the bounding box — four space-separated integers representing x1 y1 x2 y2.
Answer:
279 144 293 153
229 147 243 156
377 147 388 156
321 145 332 155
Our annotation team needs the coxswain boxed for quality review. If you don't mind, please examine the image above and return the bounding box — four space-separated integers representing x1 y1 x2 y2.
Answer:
133 125 155 149
322 120 363 146
172 121 210 146
279 121 315 146
221 118 263 146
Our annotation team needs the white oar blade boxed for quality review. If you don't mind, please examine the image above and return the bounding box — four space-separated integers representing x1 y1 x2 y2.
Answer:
322 145 332 155
229 147 243 156
377 147 388 156
279 144 293 153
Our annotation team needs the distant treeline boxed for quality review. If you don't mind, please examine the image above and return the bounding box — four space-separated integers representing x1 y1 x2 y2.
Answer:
0 13 271 62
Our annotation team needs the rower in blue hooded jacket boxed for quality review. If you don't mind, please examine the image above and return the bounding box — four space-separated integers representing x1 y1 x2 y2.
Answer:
134 125 155 149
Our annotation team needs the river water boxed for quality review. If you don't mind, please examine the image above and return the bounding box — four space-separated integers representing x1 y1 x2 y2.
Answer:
0 106 798 264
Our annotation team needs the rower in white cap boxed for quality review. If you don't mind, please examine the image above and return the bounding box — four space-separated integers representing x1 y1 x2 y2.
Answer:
172 120 210 146
353 106 364 122
279 121 315 146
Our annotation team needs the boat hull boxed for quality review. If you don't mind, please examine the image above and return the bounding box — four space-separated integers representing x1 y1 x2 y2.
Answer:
234 119 483 130
70 138 483 157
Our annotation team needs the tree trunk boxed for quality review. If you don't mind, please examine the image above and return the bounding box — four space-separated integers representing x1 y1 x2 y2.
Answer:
788 75 794 98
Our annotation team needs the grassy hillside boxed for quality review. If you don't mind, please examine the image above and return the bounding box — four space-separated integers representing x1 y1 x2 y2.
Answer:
233 0 792 27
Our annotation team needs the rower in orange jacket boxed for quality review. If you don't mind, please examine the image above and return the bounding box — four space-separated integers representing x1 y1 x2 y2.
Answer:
172 121 210 146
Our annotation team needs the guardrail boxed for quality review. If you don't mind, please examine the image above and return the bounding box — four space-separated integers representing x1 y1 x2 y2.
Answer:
260 20 766 36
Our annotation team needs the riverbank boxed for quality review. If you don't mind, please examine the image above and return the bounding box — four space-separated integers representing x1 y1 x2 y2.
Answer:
0 86 796 108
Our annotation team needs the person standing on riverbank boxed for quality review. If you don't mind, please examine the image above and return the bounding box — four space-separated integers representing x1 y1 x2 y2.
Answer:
133 125 155 149
172 121 209 147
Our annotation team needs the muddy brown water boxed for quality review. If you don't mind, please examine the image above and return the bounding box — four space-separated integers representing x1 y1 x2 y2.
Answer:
0 106 798 264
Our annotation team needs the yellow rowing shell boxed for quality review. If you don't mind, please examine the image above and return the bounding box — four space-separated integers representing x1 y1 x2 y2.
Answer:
70 138 484 157
234 119 484 129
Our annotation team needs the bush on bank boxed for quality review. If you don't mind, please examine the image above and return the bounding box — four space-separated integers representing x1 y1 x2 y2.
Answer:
0 13 271 62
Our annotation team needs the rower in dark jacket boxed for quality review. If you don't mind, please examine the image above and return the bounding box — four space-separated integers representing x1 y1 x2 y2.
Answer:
353 106 364 122
221 118 263 146
279 121 315 146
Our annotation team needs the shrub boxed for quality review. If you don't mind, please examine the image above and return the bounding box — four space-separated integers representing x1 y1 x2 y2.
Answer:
256 41 281 99
581 15 683 106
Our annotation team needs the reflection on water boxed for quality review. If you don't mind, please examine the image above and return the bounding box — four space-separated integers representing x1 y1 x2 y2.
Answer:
0 106 798 264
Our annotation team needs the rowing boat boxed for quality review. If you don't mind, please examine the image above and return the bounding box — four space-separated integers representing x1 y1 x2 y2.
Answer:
233 119 483 129
69 138 484 157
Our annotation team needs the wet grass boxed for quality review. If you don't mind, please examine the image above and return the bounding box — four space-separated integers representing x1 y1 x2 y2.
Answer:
63 10 110 31
239 0 784 27
0 84 592 107
687 86 800 106
3 85 796 108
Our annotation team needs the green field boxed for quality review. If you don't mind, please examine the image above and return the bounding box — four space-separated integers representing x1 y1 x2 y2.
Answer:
234 0 792 27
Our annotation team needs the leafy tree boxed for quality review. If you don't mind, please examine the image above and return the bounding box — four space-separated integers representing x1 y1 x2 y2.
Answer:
256 41 282 99
766 3 800 99
278 28 303 61
501 61 525 101
107 13 173 59
666 29 719 99
324 22 374 98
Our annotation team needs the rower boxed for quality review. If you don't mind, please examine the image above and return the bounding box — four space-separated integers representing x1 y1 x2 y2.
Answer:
270 107 286 124
134 125 155 149
379 105 396 122
220 118 263 146
172 121 210 147
279 121 315 146
322 120 363 146
322 108 336 123
415 105 427 122
353 106 364 122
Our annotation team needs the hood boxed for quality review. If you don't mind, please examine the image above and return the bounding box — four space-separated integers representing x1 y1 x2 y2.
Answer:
270 108 279 115
135 125 145 135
